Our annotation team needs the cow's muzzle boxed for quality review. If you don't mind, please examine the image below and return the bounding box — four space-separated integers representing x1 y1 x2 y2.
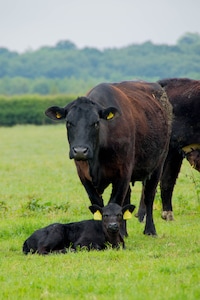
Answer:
71 146 89 161
107 223 119 233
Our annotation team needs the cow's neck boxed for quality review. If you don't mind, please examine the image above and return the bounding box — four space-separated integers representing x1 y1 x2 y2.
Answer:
88 156 101 187
103 230 124 249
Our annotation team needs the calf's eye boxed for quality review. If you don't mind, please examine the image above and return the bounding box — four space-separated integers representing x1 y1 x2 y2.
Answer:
94 122 99 128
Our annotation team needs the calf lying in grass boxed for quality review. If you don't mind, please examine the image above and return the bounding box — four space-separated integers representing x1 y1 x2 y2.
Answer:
23 203 135 255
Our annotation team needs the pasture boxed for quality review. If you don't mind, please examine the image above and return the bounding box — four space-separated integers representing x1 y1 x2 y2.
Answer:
0 125 200 300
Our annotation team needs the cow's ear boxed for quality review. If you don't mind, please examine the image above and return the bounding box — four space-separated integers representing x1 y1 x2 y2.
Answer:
93 210 102 220
89 205 103 220
100 107 120 121
45 106 66 121
122 204 136 220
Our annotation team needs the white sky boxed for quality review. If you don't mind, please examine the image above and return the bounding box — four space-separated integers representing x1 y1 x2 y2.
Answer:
0 0 200 53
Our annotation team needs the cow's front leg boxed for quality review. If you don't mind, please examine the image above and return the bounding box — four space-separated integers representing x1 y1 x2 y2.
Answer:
109 179 132 237
119 185 132 237
109 177 131 206
75 161 104 206
82 178 104 206
143 169 162 236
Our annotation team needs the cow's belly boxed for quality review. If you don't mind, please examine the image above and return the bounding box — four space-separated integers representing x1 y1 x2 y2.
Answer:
131 168 153 182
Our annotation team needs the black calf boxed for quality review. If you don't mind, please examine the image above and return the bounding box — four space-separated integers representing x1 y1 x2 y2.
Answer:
23 203 135 255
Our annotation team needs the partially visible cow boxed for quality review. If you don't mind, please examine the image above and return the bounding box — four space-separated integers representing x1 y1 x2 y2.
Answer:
45 81 172 235
137 78 200 221
184 148 200 172
23 203 135 254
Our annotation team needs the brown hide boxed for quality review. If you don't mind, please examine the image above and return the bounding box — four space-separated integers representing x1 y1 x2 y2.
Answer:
45 81 172 235
137 78 200 222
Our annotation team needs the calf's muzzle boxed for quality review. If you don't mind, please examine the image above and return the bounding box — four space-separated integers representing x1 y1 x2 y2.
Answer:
107 222 119 233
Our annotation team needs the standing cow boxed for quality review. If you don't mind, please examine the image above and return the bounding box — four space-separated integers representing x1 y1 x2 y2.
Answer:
137 78 200 221
45 81 172 235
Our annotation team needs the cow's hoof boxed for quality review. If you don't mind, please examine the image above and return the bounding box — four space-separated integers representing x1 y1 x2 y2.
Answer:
143 225 157 236
143 231 157 237
143 230 157 236
161 211 174 221
135 211 146 223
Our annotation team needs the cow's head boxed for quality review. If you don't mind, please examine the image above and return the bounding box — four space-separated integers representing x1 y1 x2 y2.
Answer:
186 149 200 172
89 203 135 234
45 97 119 161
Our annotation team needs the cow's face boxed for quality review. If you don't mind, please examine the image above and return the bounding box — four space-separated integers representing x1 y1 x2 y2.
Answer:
66 99 100 160
89 203 135 234
45 97 119 161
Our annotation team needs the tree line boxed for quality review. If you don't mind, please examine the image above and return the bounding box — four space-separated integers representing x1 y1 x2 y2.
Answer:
0 33 200 95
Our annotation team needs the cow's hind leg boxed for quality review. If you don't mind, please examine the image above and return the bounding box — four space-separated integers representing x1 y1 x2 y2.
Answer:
120 185 131 237
135 186 146 222
143 169 162 236
160 150 183 221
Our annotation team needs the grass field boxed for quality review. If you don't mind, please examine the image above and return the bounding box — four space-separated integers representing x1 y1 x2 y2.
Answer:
0 125 200 300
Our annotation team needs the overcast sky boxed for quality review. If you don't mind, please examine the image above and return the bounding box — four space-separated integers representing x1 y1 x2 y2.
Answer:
0 0 200 53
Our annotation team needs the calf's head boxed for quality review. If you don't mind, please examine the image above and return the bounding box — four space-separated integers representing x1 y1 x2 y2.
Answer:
45 97 119 161
89 203 135 235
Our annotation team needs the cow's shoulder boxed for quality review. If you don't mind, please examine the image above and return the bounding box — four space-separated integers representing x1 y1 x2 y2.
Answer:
158 78 200 100
159 78 200 116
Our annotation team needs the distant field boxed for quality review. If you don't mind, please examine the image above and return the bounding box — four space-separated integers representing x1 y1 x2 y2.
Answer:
1 125 200 300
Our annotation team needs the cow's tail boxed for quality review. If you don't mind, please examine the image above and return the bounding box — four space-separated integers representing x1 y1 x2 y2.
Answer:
22 240 30 255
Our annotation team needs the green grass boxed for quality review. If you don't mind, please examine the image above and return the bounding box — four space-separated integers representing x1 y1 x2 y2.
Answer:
0 125 200 300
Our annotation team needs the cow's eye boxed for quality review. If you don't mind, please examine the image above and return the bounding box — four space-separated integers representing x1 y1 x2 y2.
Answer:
103 214 108 218
67 121 73 127
117 214 122 218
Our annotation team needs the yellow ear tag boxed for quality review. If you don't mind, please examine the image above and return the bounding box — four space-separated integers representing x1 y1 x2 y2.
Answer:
123 210 132 220
56 112 62 119
93 210 102 220
107 112 114 120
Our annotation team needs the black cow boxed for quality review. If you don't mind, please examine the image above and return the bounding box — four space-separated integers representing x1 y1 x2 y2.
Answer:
137 78 200 221
23 203 135 254
45 81 172 235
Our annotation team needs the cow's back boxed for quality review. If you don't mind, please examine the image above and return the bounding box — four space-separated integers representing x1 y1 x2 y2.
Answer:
67 220 106 249
87 81 172 181
158 78 200 148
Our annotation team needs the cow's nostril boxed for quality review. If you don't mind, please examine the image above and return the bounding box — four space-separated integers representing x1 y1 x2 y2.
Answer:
73 147 88 154
72 147 89 160
108 223 119 232
83 148 88 154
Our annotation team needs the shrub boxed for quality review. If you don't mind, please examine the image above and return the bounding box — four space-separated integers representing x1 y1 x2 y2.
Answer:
0 94 75 126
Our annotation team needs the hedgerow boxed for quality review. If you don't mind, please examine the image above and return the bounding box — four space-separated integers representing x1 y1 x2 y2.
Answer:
0 94 75 126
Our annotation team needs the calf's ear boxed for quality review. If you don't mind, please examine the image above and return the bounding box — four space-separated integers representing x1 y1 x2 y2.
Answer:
45 106 66 120
89 205 103 220
122 204 136 220
93 210 102 220
99 107 120 120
